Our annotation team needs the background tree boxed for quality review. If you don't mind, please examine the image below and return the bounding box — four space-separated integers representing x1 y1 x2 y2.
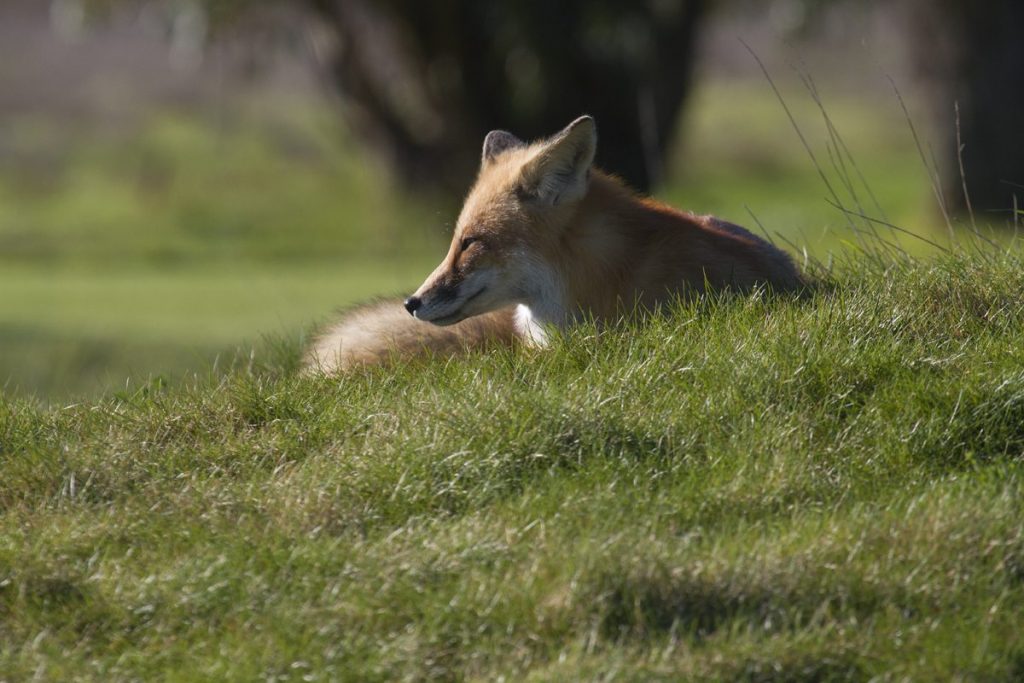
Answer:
909 0 1024 219
82 0 707 192
85 0 1024 216
307 0 707 193
781 0 1023 220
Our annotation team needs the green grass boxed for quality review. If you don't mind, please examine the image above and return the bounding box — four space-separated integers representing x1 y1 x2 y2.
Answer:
5 80 1021 678
3 252 1024 680
0 260 433 398
0 104 442 399
0 108 444 265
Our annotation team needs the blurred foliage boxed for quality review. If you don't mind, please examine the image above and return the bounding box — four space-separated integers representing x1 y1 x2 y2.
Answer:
0 106 441 265
79 0 1023 214
84 0 708 192
0 100 443 398
81 0 254 28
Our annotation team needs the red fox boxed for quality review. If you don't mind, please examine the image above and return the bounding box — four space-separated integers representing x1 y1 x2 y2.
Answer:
306 115 803 373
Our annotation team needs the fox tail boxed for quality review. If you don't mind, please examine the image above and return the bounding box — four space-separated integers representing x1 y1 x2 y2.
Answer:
303 299 517 374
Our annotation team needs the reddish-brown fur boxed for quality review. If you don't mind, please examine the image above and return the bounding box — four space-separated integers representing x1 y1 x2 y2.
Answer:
522 172 802 321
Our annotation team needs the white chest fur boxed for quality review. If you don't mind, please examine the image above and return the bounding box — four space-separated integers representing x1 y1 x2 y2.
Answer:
514 305 549 347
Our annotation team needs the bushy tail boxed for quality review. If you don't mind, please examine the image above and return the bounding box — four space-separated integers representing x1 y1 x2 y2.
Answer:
304 299 518 375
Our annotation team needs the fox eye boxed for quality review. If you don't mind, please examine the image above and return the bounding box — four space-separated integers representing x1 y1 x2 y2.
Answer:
460 236 479 252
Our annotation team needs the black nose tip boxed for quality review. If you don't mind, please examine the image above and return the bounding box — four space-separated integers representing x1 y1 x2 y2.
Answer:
404 296 422 315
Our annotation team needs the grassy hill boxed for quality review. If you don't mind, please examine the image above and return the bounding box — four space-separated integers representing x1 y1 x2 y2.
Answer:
3 251 1023 680
2 71 1021 678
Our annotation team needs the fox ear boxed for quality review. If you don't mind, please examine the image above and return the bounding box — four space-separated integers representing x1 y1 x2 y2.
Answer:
520 115 597 205
482 130 525 163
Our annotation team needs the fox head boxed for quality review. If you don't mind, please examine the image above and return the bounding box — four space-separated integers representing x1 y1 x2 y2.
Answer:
404 115 597 326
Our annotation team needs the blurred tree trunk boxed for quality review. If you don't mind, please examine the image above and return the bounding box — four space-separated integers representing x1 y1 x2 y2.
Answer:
913 0 1024 220
309 0 707 193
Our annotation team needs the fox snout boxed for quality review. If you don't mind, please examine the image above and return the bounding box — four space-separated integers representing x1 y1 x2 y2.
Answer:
406 265 496 326
403 286 463 317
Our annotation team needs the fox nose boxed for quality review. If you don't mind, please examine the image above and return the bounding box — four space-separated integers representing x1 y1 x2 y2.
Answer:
404 296 422 316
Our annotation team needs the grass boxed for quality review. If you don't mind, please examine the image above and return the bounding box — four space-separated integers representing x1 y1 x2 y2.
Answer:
0 104 442 399
2 251 1024 680
670 80 933 246
3 74 1023 678
0 260 431 398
